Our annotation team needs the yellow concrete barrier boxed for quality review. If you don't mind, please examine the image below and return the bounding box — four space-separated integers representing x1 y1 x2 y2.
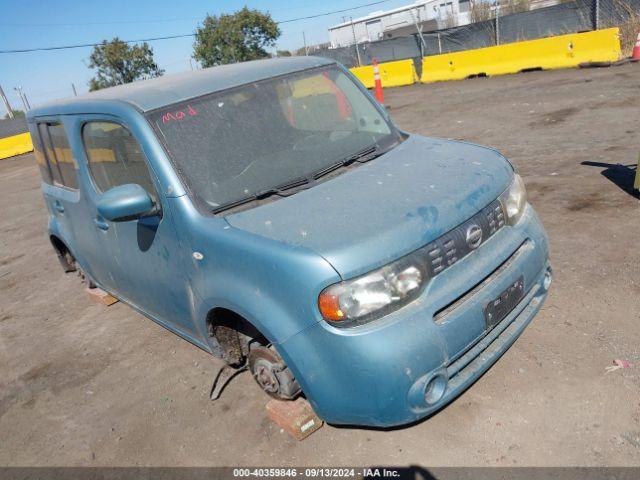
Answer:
0 132 33 160
421 28 621 83
350 59 418 89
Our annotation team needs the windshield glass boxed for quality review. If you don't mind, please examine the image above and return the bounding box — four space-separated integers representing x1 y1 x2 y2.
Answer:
147 65 400 210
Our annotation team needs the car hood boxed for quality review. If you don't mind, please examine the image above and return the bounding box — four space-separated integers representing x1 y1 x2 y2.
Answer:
225 134 514 278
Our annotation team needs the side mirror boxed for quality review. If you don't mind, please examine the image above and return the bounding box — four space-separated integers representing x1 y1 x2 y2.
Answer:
97 184 156 222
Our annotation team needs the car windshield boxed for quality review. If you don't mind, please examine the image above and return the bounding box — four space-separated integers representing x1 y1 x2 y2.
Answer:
147 65 400 211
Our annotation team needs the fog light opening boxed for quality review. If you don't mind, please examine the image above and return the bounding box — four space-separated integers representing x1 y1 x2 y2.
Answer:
543 268 553 291
424 375 447 405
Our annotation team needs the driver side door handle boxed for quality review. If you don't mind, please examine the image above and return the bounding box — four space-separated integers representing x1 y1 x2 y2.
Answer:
94 217 110 231
53 200 65 213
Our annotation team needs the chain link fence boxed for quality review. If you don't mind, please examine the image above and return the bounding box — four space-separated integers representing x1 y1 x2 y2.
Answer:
313 0 640 69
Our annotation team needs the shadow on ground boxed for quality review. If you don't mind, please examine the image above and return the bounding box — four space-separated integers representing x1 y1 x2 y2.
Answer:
581 161 639 198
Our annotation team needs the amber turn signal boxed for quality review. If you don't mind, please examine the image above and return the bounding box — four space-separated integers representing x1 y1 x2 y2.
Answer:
318 292 345 322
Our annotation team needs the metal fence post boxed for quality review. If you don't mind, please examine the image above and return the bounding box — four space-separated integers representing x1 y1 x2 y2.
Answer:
417 33 425 58
410 7 427 53
350 17 362 67
594 0 600 30
438 33 443 54
495 7 500 45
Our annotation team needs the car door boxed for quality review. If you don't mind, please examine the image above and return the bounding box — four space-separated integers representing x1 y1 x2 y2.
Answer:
79 117 197 335
33 119 101 278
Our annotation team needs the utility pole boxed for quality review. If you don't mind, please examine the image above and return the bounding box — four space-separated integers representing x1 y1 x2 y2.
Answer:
302 31 309 56
0 84 13 118
410 8 427 53
14 86 30 111
23 91 31 110
350 16 362 67
71 83 78 96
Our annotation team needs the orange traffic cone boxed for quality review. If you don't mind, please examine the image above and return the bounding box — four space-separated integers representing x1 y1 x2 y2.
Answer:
632 32 640 60
372 58 384 105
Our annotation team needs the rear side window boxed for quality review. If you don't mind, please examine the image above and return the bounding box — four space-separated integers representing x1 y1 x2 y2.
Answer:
38 122 79 189
82 122 156 198
48 124 78 189
31 126 52 184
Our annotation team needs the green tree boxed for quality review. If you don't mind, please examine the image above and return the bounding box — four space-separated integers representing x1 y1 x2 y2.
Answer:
276 49 292 57
193 7 281 67
4 109 25 119
88 38 164 91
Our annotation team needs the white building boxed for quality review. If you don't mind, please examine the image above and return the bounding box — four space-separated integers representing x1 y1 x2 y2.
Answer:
328 0 471 48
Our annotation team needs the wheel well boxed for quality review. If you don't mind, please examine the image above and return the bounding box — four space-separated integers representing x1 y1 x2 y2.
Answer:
49 235 76 272
206 308 267 366
50 235 68 256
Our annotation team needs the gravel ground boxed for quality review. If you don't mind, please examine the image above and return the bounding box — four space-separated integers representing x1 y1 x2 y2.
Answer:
1 64 639 466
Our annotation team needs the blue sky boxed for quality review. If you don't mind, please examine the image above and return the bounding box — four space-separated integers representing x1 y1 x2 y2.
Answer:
0 0 413 112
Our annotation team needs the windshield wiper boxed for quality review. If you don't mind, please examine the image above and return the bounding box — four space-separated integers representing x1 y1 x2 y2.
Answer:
347 145 379 163
312 144 382 181
211 178 310 214
212 145 386 214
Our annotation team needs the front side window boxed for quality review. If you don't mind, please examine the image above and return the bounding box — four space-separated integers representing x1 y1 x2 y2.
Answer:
82 122 156 199
147 65 400 212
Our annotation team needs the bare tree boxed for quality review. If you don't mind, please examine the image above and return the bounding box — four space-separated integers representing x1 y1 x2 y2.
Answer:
470 0 495 22
500 0 531 15
612 0 640 55
443 10 458 28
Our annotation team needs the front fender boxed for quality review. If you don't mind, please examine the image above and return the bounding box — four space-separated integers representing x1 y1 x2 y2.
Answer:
169 196 341 346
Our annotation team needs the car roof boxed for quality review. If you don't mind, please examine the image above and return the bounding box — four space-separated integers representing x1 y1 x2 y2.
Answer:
28 56 336 118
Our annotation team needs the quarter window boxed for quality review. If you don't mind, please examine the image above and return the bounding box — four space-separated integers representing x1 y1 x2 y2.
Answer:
32 125 52 184
82 122 156 198
38 122 79 189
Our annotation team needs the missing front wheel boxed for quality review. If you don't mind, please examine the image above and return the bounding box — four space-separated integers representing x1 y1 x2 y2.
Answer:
248 345 301 400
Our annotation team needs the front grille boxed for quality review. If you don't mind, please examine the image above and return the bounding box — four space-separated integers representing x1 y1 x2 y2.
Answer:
433 240 531 324
423 200 506 278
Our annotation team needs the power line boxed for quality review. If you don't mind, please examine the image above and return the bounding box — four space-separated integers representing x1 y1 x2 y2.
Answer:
277 0 392 23
0 1 329 27
0 34 193 54
0 0 393 54
0 17 202 27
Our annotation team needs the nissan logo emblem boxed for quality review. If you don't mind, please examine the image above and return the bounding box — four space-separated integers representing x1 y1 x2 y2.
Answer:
466 224 483 249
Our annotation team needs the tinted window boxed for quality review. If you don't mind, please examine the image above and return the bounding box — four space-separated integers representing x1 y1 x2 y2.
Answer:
38 123 63 186
48 124 78 189
38 122 78 189
31 126 52 184
82 122 156 198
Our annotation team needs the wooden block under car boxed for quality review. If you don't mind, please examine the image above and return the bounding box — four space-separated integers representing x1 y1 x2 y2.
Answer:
266 397 323 440
85 287 119 306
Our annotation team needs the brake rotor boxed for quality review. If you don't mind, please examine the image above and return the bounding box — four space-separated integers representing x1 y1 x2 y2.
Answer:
248 346 283 398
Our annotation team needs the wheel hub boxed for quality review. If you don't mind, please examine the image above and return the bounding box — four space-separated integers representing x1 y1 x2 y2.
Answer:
248 346 300 400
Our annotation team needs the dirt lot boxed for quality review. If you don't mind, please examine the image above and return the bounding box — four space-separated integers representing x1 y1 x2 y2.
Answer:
1 64 640 467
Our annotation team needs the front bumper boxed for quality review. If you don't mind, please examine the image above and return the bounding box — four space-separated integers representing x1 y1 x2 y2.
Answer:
278 205 551 427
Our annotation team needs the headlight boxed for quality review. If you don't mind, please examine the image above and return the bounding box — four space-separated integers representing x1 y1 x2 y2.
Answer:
318 251 427 327
499 174 527 225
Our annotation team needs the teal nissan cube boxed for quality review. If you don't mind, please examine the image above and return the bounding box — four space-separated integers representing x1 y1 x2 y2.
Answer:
28 56 551 427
